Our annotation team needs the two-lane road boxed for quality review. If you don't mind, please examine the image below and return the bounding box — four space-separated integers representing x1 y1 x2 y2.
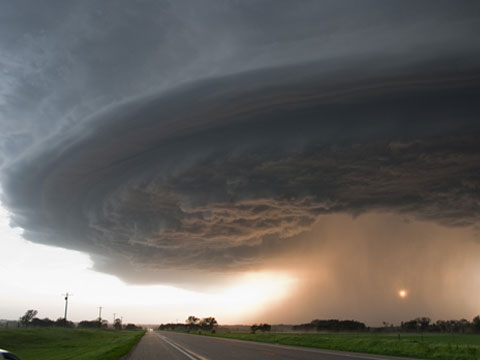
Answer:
125 330 419 360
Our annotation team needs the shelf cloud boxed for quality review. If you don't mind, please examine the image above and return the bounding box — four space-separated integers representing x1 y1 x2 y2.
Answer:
1 0 480 294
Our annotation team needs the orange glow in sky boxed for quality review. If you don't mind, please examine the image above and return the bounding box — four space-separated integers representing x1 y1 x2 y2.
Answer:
398 289 407 299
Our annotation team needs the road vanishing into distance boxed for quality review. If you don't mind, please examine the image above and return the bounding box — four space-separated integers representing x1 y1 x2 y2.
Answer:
126 330 419 360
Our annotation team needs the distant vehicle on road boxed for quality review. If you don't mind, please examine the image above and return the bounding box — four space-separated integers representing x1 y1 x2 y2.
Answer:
0 349 21 360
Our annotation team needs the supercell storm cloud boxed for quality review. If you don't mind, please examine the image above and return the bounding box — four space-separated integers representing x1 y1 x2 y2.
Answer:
1 0 480 290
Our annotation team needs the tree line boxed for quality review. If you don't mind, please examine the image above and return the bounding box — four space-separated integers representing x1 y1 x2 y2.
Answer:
294 316 480 333
293 319 366 332
398 316 480 333
18 309 141 330
159 316 218 332
19 309 480 334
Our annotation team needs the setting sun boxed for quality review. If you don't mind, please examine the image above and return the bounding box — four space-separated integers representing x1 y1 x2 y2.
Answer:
398 289 407 299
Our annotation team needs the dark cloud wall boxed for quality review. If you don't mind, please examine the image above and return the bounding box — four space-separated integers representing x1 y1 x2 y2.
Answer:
1 0 480 295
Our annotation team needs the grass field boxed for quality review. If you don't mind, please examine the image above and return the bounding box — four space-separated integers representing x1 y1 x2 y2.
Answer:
0 328 144 360
197 331 480 360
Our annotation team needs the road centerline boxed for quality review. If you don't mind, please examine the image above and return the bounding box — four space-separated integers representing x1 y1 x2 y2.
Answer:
157 333 209 360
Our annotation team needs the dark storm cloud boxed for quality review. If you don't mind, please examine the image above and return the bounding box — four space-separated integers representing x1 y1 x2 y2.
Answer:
1 0 480 284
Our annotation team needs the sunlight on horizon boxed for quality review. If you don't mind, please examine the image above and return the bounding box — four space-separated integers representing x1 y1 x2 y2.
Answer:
0 201 296 324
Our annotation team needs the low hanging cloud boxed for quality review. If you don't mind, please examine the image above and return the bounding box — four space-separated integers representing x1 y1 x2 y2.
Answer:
1 1 480 286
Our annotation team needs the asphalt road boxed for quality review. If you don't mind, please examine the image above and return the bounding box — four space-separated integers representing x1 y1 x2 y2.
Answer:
126 330 419 360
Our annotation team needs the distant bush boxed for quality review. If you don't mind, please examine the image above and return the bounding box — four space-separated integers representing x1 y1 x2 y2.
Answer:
78 319 107 329
125 323 141 330
55 318 75 328
251 323 271 333
28 317 74 328
31 317 55 327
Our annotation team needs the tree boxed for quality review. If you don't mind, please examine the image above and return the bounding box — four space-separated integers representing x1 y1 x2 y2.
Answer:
186 315 200 331
434 320 448 333
186 316 200 325
472 316 480 332
114 318 123 330
56 317 74 328
78 320 102 329
401 319 418 332
457 319 470 333
260 323 271 332
417 317 431 332
200 317 218 331
19 310 38 327
31 317 54 327
125 323 141 330
251 323 271 333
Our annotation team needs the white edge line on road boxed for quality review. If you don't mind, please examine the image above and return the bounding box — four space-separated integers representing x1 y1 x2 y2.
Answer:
158 334 209 360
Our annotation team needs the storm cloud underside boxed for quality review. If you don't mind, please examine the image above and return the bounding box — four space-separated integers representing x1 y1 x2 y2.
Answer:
1 1 480 319
3 54 480 281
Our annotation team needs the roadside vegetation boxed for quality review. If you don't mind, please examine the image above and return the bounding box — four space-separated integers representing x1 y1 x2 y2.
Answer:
0 309 144 360
0 327 144 360
198 331 480 360
159 315 480 360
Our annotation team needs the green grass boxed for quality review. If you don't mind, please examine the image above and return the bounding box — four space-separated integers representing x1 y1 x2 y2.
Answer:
0 327 144 360
195 331 480 360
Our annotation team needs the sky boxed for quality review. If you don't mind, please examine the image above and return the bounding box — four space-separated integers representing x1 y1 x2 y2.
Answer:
1 0 480 326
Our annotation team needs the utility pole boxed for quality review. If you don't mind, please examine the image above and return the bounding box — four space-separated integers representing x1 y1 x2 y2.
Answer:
97 306 103 321
113 313 116 328
62 292 73 326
